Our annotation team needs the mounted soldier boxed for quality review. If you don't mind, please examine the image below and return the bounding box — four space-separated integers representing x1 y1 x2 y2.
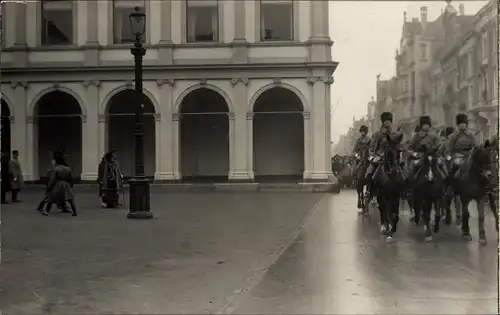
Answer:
352 125 371 173
352 125 371 210
365 112 402 196
407 116 444 182
445 113 477 180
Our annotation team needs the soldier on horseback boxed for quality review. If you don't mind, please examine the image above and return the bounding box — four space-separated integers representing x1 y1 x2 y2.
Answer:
365 112 399 196
407 116 444 182
445 113 477 180
352 125 371 172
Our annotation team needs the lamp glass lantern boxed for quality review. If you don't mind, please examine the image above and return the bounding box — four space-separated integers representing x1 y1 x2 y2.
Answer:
129 6 146 37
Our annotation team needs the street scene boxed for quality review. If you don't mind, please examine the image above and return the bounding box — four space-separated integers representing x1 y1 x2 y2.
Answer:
1 0 499 314
1 189 497 314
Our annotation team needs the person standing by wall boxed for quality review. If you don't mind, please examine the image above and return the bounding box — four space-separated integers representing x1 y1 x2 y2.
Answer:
8 150 23 202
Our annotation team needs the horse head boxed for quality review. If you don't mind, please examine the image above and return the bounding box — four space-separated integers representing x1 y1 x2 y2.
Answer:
470 143 495 182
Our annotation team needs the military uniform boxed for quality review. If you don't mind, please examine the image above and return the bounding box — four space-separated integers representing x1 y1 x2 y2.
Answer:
365 112 402 181
446 114 477 178
353 135 371 156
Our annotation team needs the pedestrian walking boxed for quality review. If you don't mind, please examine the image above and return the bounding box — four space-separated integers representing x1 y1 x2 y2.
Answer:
40 151 77 216
8 150 23 202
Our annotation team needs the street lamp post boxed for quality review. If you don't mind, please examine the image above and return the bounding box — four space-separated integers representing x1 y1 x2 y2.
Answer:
127 6 153 219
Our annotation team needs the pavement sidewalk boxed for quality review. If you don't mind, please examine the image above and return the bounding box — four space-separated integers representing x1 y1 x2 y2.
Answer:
0 191 325 314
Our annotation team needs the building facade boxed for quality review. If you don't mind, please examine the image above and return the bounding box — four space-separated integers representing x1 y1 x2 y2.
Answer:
374 0 497 141
1 0 337 182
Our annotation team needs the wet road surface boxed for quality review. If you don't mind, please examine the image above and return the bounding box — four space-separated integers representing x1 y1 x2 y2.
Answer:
1 190 498 314
225 190 499 314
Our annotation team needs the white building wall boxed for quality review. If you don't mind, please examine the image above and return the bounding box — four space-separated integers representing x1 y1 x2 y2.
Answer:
1 0 335 182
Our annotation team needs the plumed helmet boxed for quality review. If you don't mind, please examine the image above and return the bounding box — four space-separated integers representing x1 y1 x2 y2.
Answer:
419 115 431 127
359 125 368 133
445 126 455 136
380 112 393 123
456 113 468 125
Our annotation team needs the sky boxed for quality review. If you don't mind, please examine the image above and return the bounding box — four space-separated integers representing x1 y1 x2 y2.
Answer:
328 0 488 142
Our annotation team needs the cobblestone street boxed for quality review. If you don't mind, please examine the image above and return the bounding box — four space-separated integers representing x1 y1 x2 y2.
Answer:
0 189 498 314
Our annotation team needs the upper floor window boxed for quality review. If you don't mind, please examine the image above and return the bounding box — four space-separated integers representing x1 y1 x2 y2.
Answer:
260 0 293 41
186 0 219 42
42 0 73 46
481 32 488 58
113 0 146 44
420 43 427 60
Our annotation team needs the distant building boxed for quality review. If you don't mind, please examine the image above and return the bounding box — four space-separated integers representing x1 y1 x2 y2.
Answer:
372 0 497 142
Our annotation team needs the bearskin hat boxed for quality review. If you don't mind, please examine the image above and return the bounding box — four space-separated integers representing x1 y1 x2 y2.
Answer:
456 113 468 125
445 126 455 136
359 125 368 133
419 115 431 127
380 112 393 123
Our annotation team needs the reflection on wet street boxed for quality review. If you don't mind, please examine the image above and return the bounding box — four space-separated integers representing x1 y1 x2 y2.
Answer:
227 190 498 314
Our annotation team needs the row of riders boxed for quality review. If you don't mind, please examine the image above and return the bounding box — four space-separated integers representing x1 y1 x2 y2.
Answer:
351 112 498 243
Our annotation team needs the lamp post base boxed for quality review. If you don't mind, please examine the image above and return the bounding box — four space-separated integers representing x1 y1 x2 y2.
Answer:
127 176 153 219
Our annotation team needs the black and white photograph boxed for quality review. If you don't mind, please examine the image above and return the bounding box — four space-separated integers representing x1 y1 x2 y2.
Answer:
0 0 498 314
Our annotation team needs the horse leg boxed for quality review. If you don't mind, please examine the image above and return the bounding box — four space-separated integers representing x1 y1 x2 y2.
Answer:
377 195 387 234
487 193 499 232
444 190 452 225
477 196 487 245
356 184 363 209
422 200 432 242
454 194 461 225
391 194 400 234
433 199 441 234
412 197 421 226
460 196 472 241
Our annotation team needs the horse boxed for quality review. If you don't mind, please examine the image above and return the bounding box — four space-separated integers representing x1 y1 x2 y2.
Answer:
354 150 370 213
443 155 461 226
412 146 447 241
403 149 420 224
372 133 405 243
452 142 499 244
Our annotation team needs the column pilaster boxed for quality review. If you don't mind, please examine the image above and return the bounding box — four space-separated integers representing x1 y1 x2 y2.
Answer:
98 114 106 161
231 0 248 64
246 112 255 180
308 0 332 62
302 111 312 179
12 3 28 67
229 78 252 181
158 1 173 64
11 82 29 179
172 113 181 180
308 76 334 180
84 1 100 66
156 79 175 180
81 80 100 180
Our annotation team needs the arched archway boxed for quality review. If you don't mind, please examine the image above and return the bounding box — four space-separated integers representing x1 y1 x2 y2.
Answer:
1 99 11 158
105 89 156 178
253 87 304 181
179 88 230 181
35 91 83 179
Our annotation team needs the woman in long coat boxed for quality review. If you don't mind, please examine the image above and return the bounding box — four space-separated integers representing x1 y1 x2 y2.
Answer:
97 151 123 208
41 152 77 216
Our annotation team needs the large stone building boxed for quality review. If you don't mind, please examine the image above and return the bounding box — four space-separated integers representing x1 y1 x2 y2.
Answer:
372 0 497 141
1 0 337 182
